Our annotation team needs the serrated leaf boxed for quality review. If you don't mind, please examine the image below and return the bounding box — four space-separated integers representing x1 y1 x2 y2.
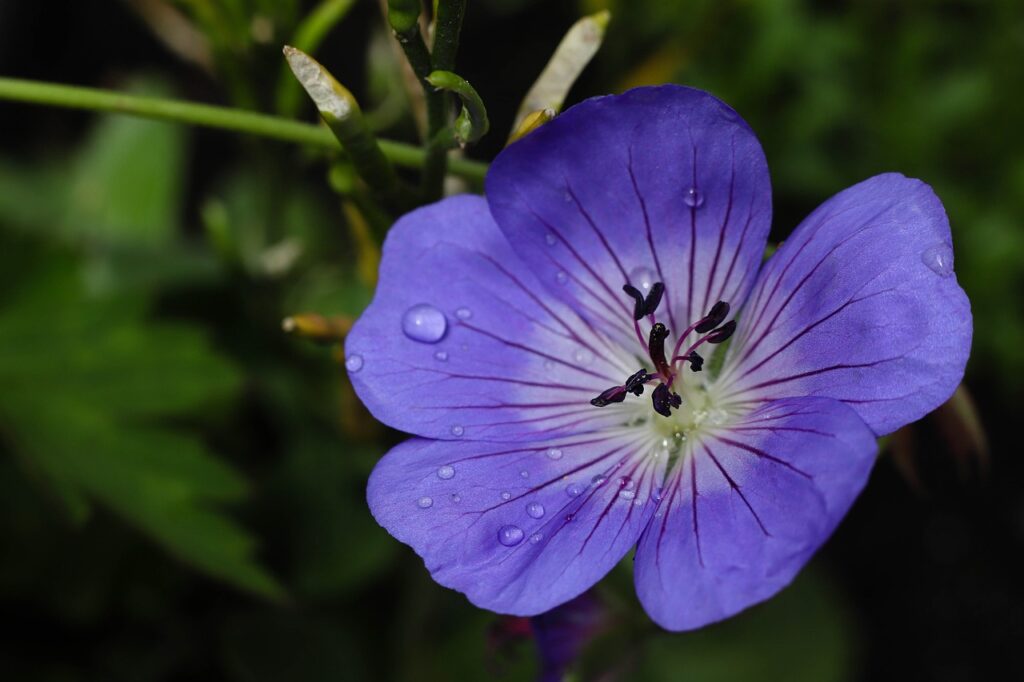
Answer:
0 244 283 600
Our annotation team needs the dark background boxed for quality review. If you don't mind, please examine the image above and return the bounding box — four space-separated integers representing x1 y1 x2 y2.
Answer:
1 0 1021 680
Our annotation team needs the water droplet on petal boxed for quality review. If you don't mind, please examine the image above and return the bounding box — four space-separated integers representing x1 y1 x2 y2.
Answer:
449 493 461 503
619 489 636 501
345 354 363 372
684 186 705 208
573 348 594 366
544 233 557 246
450 425 464 437
455 307 473 320
546 447 563 460
566 483 583 497
619 476 635 490
556 271 568 285
437 465 455 480
652 487 664 503
501 491 512 501
498 525 525 546
402 304 448 343
628 266 657 294
922 243 954 277
520 470 530 479
433 350 448 362
417 496 433 509
529 532 543 544
543 359 556 371
527 502 545 519
565 513 575 522
591 474 607 487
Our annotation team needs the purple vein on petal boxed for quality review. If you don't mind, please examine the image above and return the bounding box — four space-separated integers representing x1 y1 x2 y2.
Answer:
627 145 678 332
702 443 771 537
703 136 737 319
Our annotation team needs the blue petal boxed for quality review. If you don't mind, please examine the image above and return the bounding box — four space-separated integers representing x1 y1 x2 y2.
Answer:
716 173 972 435
487 85 772 349
345 195 637 442
367 431 665 615
633 397 876 631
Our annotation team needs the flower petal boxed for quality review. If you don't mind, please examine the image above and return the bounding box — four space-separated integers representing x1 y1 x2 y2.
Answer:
486 85 771 348
633 397 876 631
346 195 638 442
367 430 665 615
716 173 972 435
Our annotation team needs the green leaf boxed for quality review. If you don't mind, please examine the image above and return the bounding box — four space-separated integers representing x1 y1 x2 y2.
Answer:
0 242 283 600
63 77 188 247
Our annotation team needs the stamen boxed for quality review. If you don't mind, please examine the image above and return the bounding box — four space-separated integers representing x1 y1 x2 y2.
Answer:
684 351 704 372
651 383 682 417
643 282 665 317
590 385 628 407
622 284 646 321
622 281 667 321
705 320 736 344
624 368 650 396
694 301 730 334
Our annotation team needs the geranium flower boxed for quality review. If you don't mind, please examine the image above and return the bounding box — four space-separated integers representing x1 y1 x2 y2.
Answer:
345 86 971 630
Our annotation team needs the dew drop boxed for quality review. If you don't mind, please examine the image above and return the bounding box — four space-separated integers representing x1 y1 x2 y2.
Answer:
501 491 512 501
455 307 473 320
628 266 657 295
527 502 546 519
922 243 954 277
498 525 525 546
619 476 635 490
437 465 455 480
544 233 557 246
543 359 556 371
417 496 433 509
449 493 461 503
546 447 563 460
619 489 636 501
651 487 664 503
556 271 569 285
402 303 448 343
565 513 575 522
684 186 705 208
520 470 530 479
344 354 363 372
433 350 449 362
566 483 583 497
450 425 464 437
573 348 594 366
591 474 607 487
529 532 543 544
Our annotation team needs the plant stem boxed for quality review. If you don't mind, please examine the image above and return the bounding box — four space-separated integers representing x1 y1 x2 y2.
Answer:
387 3 448 201
431 0 467 73
0 77 487 182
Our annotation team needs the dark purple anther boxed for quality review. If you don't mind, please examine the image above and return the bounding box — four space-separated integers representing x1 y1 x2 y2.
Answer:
643 282 665 317
687 351 704 372
622 284 646 321
624 369 650 396
651 383 681 418
706 319 737 344
694 301 731 334
590 385 628 407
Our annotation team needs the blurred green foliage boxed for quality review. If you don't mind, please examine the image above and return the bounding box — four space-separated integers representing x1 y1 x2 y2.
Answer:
0 0 1020 680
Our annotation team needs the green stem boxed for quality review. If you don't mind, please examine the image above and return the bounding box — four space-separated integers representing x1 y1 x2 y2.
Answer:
0 77 487 182
387 3 448 201
432 0 467 73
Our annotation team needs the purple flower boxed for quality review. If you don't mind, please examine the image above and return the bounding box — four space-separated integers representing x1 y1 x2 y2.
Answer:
347 86 971 631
